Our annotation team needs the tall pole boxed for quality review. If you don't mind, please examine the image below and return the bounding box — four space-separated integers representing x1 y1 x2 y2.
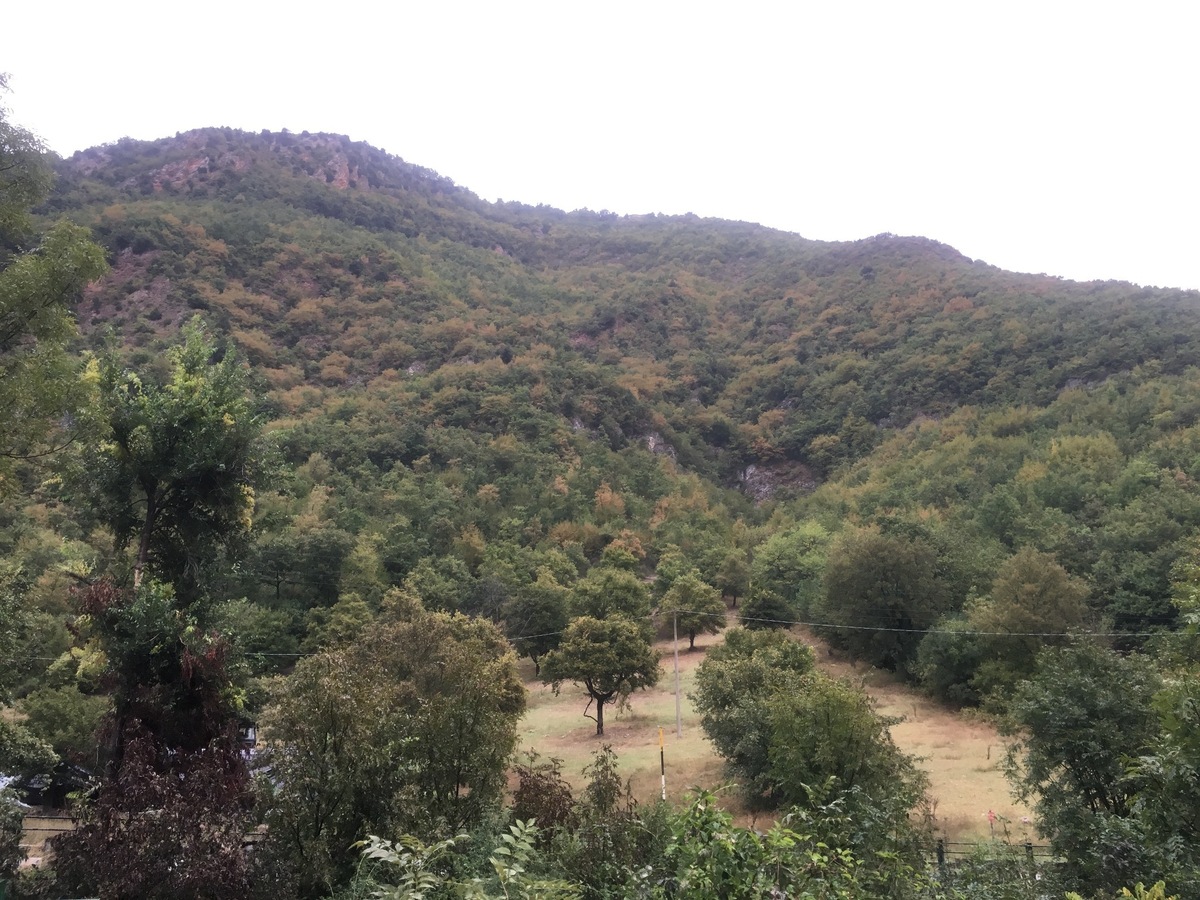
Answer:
673 612 682 738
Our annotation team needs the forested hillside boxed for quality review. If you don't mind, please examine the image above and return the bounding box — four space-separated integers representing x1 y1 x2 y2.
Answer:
4 123 1200 898
36 128 1200 647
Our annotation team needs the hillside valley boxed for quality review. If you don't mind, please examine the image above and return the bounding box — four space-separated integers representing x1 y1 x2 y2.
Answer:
4 124 1200 897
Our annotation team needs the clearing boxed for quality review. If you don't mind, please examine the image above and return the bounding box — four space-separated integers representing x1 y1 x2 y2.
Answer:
519 622 1030 842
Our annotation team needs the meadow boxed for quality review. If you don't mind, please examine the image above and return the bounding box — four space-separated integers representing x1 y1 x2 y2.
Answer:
519 625 1030 842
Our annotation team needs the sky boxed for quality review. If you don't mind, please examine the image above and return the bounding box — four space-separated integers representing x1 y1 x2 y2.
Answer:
6 1 1199 290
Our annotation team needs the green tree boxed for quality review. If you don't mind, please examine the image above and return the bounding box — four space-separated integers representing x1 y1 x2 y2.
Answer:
819 525 953 674
657 572 726 650
1004 643 1163 892
918 548 1090 708
766 674 924 811
55 322 266 897
652 546 693 599
915 616 985 706
0 75 108 490
19 683 110 764
690 627 814 802
0 564 56 774
503 567 570 675
658 790 860 899
83 317 261 599
740 587 794 630
541 616 660 735
749 521 829 614
714 548 750 606
261 601 526 896
570 565 653 629
302 590 373 650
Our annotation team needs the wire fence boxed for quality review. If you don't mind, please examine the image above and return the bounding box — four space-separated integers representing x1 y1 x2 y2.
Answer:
929 837 1059 866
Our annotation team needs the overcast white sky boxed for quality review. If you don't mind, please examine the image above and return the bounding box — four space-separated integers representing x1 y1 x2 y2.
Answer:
6 1 1199 290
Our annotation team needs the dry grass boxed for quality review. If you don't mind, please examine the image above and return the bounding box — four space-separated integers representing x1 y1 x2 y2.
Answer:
519 622 1030 840
796 629 1032 842
518 630 757 817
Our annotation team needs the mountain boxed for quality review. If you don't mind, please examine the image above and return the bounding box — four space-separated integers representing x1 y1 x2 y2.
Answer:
18 125 1200 672
48 128 1200 472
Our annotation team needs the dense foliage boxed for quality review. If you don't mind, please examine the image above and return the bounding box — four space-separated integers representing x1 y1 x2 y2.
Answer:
1 116 1199 896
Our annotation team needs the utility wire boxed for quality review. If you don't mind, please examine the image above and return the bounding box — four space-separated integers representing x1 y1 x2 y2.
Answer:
14 605 1192 666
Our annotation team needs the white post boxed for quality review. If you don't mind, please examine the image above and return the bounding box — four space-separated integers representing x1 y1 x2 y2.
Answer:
659 727 666 801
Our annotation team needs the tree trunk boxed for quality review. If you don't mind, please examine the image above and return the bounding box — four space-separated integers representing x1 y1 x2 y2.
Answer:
595 696 605 735
133 487 157 589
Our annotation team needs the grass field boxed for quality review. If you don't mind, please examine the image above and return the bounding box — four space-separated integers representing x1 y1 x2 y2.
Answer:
518 623 1031 841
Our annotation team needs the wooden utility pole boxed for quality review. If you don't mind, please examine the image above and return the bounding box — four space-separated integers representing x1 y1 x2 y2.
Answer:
673 613 682 737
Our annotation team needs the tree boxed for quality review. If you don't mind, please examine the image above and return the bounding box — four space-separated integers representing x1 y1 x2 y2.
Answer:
749 521 829 614
541 616 660 736
765 674 924 810
83 317 261 598
503 567 570 675
740 587 794 630
1004 643 1163 892
659 790 860 898
569 565 653 629
915 615 986 706
0 563 56 773
55 323 266 897
19 683 111 764
0 563 56 880
690 627 814 802
0 76 108 490
819 525 953 674
52 731 258 900
657 572 726 650
918 548 1090 708
714 548 750 606
261 600 526 897
651 546 693 599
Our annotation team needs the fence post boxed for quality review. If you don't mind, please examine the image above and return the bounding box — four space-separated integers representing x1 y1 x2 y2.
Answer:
936 838 945 872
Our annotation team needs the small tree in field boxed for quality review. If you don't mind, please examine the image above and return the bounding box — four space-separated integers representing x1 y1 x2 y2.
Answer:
541 616 660 736
658 572 726 649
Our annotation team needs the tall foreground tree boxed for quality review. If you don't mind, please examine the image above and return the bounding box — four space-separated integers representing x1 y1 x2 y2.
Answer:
1004 643 1163 892
0 74 107 489
0 76 104 882
56 322 265 898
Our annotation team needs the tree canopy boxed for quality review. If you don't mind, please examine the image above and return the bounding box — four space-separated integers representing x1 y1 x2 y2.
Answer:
0 75 107 489
540 615 660 735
